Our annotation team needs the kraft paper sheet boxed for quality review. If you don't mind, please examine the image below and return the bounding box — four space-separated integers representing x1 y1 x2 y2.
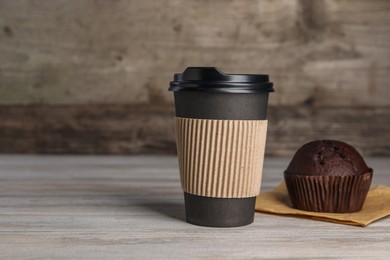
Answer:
255 182 390 226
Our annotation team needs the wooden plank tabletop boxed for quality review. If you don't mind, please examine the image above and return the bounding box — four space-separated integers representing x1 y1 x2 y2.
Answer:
0 156 389 259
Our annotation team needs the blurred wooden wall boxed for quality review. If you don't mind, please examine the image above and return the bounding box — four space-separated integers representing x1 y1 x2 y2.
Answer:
0 0 389 155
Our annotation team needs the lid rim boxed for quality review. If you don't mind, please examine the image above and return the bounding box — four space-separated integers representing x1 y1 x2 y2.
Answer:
169 85 274 93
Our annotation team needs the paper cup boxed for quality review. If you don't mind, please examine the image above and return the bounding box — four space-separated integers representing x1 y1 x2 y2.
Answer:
169 67 274 227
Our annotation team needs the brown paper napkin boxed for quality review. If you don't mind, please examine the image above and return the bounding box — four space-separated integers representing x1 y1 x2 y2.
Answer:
255 182 390 226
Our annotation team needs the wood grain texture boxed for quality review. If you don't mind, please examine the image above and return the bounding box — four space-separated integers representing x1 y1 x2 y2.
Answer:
0 155 389 259
0 0 389 155
0 0 389 106
0 104 176 154
0 104 389 155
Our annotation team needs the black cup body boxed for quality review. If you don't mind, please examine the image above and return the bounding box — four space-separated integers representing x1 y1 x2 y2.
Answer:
174 92 269 120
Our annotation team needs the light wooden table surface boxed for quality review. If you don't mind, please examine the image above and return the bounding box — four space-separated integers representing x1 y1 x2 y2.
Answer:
0 156 389 259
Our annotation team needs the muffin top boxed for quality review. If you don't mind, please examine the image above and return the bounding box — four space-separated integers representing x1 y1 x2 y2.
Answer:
285 140 371 176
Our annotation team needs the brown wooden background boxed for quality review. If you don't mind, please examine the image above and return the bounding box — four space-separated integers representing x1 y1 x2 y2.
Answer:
0 0 389 155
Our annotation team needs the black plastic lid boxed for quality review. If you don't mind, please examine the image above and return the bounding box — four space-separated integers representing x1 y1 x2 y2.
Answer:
169 67 274 93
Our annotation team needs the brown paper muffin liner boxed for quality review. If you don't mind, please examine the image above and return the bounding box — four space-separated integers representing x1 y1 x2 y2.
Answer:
175 117 268 198
284 171 373 213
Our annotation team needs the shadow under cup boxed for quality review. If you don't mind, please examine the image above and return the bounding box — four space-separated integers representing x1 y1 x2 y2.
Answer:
169 67 274 227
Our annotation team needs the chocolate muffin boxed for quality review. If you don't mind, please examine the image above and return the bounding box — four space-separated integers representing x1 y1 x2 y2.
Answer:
284 140 373 213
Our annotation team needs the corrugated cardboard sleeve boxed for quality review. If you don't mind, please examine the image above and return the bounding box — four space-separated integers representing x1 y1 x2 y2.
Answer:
284 172 373 213
175 117 267 198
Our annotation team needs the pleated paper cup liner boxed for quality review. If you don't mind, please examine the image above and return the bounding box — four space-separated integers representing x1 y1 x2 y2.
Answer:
284 171 373 213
